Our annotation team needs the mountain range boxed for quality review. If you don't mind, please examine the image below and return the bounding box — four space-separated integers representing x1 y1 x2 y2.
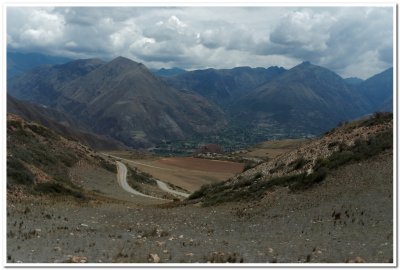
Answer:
7 54 393 149
230 61 372 134
164 66 286 105
8 56 226 147
7 51 72 79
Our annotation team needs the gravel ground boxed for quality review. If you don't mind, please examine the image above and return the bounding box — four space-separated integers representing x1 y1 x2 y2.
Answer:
6 152 393 264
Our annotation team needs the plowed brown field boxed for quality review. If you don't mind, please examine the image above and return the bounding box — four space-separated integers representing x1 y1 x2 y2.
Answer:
123 157 244 192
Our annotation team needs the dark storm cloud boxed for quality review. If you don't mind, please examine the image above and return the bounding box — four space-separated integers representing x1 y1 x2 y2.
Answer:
7 6 393 78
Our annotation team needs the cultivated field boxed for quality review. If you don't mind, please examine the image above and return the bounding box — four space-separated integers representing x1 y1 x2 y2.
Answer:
243 138 309 159
107 153 244 192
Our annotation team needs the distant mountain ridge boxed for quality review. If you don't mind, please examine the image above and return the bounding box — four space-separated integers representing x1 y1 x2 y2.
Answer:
7 52 73 79
344 77 364 86
357 68 393 112
164 66 287 105
8 58 105 106
152 67 186 77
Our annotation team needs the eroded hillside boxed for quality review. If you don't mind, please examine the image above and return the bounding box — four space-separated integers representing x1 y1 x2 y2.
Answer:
7 113 115 200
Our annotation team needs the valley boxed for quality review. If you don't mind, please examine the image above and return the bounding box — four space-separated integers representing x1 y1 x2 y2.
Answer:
105 152 244 192
6 112 393 264
6 54 394 265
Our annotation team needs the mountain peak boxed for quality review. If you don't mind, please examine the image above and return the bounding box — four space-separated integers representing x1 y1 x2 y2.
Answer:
297 61 313 68
110 56 140 65
104 56 150 75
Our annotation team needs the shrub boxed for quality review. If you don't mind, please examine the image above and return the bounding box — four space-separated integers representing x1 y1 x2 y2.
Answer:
290 157 308 170
127 167 156 185
7 159 34 185
27 124 58 139
34 182 86 200
99 159 117 173
253 172 263 180
242 161 258 172
188 184 211 200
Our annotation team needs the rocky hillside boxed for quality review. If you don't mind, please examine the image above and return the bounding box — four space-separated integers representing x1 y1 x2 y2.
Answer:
188 112 392 206
6 114 115 199
7 95 125 150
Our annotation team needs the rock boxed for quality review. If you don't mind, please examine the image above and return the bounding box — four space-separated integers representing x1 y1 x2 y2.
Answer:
179 235 184 239
346 256 366 263
80 224 88 227
163 249 169 254
156 241 165 247
64 256 88 263
186 253 194 257
53 247 61 252
148 253 160 263
354 257 365 263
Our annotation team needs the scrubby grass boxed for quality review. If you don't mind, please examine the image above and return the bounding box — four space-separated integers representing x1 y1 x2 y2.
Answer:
242 161 260 172
328 112 392 135
97 157 117 173
125 166 157 194
7 159 34 185
127 167 156 185
7 117 82 199
315 129 392 172
290 157 308 171
34 182 86 200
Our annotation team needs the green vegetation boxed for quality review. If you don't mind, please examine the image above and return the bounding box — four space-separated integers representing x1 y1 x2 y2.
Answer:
151 121 313 156
315 129 392 172
327 112 393 135
7 118 83 198
290 157 308 171
125 166 157 194
242 160 260 172
359 112 393 127
34 182 86 200
96 156 117 173
127 167 156 185
7 159 34 185
26 123 58 139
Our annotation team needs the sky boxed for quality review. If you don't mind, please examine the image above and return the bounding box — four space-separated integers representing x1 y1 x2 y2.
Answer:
7 6 394 79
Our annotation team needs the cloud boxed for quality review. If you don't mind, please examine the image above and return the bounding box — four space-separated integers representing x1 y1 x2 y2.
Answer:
269 9 335 52
7 6 393 78
8 8 65 48
263 7 393 78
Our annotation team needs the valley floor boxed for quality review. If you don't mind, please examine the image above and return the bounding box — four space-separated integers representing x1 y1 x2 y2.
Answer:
7 151 393 264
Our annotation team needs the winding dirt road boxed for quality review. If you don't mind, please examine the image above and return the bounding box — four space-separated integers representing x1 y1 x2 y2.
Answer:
116 161 166 200
107 154 191 198
155 180 189 198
